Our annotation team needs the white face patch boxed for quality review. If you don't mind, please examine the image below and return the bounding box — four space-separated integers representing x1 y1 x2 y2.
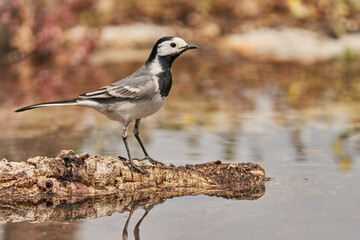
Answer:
157 37 188 57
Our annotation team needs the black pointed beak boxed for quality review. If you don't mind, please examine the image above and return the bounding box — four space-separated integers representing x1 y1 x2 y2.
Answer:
181 45 199 52
185 45 199 50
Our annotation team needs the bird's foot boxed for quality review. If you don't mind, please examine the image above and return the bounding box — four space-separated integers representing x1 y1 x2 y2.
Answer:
133 156 166 166
118 156 146 174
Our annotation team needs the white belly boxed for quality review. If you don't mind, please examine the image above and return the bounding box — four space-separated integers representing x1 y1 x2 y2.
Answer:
125 95 166 121
79 95 166 123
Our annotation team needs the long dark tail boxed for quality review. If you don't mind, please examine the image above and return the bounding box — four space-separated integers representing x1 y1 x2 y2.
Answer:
15 99 78 112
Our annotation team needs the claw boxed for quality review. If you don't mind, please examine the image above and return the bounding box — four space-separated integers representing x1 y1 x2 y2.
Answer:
133 156 166 166
147 156 166 166
118 155 127 162
130 162 146 174
118 156 147 175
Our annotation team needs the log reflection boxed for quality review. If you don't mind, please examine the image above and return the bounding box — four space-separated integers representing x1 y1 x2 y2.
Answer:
0 185 265 239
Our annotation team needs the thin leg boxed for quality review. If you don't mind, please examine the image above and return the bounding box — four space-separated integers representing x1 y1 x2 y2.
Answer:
133 119 165 166
122 207 134 240
120 120 145 175
133 119 150 157
134 205 154 240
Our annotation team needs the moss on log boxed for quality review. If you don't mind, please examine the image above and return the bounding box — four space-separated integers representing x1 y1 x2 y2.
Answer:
0 150 265 200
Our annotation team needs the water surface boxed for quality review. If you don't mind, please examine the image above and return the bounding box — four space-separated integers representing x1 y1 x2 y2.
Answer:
0 57 359 239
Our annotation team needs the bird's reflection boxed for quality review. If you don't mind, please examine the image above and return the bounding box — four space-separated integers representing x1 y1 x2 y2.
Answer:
0 185 265 240
122 200 158 240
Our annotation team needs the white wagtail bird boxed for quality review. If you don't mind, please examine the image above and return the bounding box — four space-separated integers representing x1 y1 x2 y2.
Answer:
15 36 198 173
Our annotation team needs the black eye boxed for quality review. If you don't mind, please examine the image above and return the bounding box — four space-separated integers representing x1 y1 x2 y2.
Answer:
170 42 176 48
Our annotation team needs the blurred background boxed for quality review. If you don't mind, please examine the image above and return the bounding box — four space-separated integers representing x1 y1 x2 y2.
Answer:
0 0 360 239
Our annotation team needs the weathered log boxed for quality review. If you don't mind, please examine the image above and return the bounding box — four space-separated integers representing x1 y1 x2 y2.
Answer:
0 150 266 200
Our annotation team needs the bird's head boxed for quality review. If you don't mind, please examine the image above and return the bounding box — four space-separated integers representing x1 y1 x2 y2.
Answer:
146 36 198 65
156 36 198 56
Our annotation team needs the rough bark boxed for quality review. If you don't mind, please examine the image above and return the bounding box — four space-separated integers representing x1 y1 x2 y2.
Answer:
0 149 266 223
0 150 265 199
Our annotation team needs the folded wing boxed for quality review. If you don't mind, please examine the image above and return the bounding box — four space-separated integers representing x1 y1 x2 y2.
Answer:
78 76 154 99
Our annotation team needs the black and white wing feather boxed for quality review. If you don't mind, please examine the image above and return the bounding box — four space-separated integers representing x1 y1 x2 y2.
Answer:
78 76 154 99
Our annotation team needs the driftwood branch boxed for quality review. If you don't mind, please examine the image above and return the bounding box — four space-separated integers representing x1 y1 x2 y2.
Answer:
0 150 265 199
0 150 266 223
